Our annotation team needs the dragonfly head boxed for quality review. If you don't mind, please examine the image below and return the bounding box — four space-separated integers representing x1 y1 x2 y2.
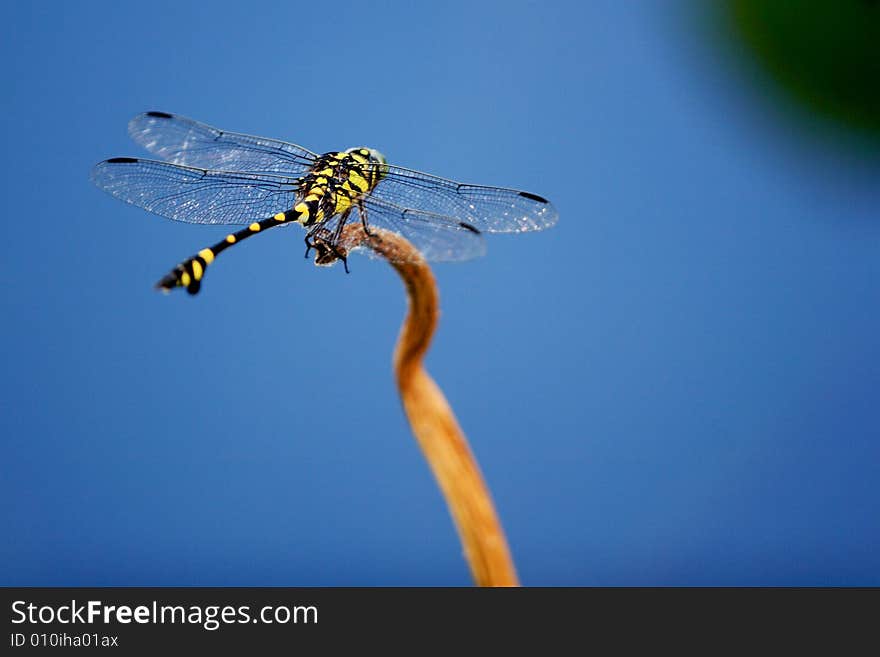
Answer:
346 147 389 181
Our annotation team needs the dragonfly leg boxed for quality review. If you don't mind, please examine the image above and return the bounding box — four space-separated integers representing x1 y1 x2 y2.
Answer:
332 210 350 242
331 212 351 273
306 218 351 273
357 201 374 237
304 221 333 258
311 240 350 273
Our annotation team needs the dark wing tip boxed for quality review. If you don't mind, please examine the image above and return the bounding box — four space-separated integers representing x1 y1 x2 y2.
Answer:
145 111 174 119
458 221 481 234
105 157 139 164
518 191 549 204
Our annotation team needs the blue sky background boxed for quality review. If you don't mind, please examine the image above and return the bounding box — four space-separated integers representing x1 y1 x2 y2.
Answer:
1 1 878 586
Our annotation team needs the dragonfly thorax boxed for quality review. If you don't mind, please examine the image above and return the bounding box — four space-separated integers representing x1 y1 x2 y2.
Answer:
292 149 386 225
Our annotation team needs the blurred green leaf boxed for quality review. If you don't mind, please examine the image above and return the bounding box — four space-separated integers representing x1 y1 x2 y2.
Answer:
727 0 880 138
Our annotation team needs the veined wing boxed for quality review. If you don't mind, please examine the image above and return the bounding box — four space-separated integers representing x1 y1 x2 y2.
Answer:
128 111 319 177
372 164 558 234
91 157 299 225
336 197 486 263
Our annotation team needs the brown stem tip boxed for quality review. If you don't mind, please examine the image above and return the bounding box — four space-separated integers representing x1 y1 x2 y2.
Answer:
332 223 519 587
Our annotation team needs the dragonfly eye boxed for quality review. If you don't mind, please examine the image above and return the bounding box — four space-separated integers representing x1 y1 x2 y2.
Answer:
367 148 389 180
345 146 387 180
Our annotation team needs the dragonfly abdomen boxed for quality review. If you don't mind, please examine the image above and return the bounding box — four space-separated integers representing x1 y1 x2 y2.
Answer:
155 208 305 294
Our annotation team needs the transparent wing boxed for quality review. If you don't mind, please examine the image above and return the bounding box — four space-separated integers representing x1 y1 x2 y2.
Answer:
372 164 558 233
336 197 487 263
128 111 318 177
91 157 299 225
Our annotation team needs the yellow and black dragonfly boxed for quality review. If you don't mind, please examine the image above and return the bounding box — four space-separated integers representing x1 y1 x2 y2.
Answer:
91 112 558 294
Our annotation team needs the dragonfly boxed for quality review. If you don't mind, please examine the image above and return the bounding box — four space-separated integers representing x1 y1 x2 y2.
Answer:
91 112 558 294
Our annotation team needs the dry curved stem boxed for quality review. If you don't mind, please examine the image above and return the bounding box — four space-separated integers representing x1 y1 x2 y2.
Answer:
328 223 519 587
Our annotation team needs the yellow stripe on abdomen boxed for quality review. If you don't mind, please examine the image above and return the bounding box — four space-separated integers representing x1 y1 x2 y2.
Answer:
294 202 310 222
191 259 204 281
